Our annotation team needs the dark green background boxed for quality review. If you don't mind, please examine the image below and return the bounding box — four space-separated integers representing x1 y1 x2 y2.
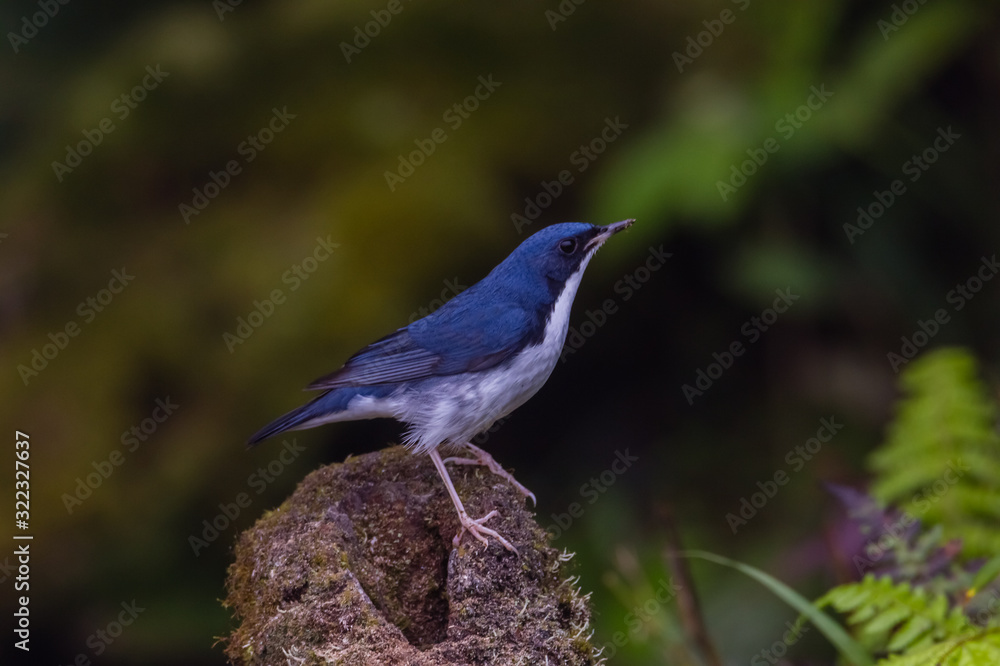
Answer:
2 0 999 663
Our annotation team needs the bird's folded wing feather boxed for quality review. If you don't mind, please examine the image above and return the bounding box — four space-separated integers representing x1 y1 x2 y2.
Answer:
305 302 538 390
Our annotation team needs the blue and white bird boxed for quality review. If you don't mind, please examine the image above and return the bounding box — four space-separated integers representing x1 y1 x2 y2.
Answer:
248 219 634 552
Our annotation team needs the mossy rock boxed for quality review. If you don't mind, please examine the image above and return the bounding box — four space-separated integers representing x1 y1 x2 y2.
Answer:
224 445 597 665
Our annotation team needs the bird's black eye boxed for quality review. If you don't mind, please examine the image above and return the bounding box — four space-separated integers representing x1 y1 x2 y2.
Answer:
558 238 577 255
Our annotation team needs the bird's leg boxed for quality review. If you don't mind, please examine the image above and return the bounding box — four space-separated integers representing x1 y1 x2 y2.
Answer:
443 442 537 506
428 447 517 553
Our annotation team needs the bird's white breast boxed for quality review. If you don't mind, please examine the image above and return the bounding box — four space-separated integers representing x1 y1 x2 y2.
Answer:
395 250 597 454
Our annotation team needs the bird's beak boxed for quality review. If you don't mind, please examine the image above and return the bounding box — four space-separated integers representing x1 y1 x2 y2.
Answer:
586 218 635 251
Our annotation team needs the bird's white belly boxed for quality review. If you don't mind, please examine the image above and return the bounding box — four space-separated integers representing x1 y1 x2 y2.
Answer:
393 339 563 454
354 253 591 454
397 266 586 453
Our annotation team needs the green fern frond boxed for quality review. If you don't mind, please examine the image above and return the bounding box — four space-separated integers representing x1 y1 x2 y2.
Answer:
868 348 1000 557
878 628 1000 666
814 575 972 655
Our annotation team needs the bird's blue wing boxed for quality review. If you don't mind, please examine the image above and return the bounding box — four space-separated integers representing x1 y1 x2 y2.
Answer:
304 329 439 389
305 301 539 390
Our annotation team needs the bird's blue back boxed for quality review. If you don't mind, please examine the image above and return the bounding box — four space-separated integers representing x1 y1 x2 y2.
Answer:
307 222 596 390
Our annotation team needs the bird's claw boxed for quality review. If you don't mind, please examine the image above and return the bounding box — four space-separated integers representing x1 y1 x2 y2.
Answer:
445 444 537 506
428 447 519 555
454 509 518 553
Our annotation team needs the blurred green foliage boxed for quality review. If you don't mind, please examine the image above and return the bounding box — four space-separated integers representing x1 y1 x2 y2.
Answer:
1 0 999 664
811 575 990 660
870 349 1000 558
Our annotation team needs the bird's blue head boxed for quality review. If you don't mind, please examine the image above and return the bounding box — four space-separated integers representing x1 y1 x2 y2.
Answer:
495 220 635 295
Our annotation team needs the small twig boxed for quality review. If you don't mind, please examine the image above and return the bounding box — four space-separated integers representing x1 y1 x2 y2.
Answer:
657 503 723 666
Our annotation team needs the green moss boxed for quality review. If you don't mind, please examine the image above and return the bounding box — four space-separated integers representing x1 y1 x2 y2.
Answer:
223 445 597 665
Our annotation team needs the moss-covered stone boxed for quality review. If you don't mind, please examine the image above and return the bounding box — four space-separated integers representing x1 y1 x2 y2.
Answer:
224 445 598 665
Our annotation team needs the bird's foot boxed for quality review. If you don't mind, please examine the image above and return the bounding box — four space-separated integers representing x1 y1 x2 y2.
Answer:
429 447 519 554
444 442 537 506
454 509 518 554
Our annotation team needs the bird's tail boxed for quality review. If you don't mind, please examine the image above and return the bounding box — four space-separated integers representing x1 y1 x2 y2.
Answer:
247 385 396 447
246 398 317 447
